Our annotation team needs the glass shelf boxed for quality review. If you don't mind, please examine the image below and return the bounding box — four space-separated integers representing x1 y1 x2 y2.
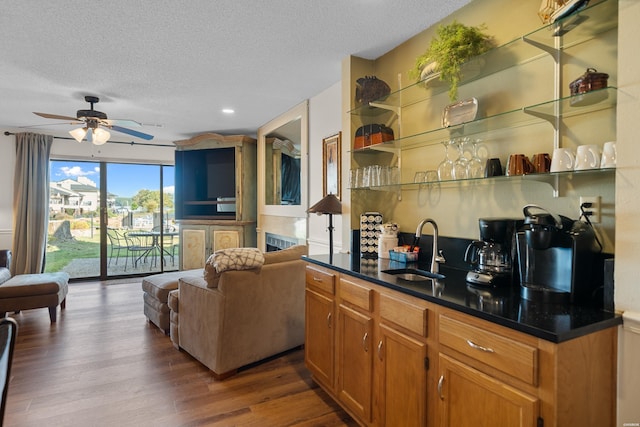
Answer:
349 167 615 191
351 87 617 152
349 0 618 117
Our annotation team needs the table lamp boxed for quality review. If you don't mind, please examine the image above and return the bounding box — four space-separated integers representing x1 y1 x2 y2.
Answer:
307 194 342 261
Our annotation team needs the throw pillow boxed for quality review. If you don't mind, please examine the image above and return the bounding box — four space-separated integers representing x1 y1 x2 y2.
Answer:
204 247 265 288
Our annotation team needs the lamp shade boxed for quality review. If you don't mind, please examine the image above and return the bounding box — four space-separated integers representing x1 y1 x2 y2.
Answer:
69 126 111 145
307 194 342 215
69 127 87 143
93 127 111 145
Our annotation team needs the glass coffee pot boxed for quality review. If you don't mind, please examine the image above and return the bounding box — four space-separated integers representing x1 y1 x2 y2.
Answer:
465 241 512 275
464 217 521 286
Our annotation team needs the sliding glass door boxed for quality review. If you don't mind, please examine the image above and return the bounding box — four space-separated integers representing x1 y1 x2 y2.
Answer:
46 160 176 280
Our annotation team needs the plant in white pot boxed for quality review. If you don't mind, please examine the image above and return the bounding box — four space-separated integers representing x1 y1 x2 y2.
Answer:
410 20 495 102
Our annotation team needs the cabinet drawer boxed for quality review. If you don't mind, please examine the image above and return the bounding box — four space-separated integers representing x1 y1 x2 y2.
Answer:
305 265 336 295
439 314 538 385
379 293 428 337
339 277 373 312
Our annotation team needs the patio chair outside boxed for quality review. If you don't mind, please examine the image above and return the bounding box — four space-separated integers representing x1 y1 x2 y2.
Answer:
106 228 127 266
124 232 156 270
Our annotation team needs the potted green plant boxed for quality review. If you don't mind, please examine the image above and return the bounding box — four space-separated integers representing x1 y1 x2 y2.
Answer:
410 20 494 101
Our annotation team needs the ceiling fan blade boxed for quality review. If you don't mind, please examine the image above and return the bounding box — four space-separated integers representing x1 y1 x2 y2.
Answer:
110 125 154 140
103 119 142 127
19 122 81 128
33 112 82 122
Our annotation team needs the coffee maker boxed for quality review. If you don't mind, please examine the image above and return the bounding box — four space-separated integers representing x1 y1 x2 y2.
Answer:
464 218 522 286
516 205 599 305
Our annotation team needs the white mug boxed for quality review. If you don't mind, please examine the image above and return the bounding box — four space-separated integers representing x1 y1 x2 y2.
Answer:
574 144 601 170
601 141 616 168
550 148 575 172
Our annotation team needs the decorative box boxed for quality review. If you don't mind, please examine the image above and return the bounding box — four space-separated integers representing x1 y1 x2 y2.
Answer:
354 124 395 149
569 68 609 95
569 68 609 106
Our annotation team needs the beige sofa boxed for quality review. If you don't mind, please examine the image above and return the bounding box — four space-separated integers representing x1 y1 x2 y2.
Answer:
172 245 307 379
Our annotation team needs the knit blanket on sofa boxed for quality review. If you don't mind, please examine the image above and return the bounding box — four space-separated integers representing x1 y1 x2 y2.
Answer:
204 247 265 288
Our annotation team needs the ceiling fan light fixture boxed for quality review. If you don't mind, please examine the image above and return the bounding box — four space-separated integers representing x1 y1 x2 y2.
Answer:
69 127 88 143
39 96 155 141
92 127 111 145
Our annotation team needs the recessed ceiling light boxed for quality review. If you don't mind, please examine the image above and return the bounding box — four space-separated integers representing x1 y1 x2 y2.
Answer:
222 108 235 114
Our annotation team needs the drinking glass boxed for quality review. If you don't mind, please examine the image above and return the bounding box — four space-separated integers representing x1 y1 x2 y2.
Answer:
467 139 485 178
349 169 360 188
437 140 456 181
362 166 370 187
452 138 469 180
389 167 400 185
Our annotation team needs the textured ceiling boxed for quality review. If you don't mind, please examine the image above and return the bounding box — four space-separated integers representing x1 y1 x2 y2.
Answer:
0 0 471 145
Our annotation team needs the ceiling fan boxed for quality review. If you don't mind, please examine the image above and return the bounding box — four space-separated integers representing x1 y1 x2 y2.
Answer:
33 95 154 145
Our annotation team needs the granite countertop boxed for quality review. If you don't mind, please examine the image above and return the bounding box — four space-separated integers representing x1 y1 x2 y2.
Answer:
304 253 622 343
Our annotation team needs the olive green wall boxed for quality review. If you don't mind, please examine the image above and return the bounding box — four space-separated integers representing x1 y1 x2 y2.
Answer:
344 0 616 253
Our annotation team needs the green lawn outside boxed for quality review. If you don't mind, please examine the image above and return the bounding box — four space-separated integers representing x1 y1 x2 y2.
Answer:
45 234 101 273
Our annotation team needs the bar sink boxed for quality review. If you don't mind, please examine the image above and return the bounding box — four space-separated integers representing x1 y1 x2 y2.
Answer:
381 268 445 282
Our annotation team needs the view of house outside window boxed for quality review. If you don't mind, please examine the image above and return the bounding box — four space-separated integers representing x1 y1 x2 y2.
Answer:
45 160 176 279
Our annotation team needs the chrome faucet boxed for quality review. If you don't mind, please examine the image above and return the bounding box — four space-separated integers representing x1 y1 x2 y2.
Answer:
415 218 446 274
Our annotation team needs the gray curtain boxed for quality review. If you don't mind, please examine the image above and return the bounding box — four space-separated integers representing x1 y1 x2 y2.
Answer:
11 132 53 275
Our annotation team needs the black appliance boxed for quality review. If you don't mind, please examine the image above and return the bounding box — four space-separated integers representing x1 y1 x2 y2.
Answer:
516 204 599 305
464 218 522 286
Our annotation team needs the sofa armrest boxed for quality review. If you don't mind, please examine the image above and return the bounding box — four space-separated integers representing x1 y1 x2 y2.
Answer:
0 250 11 270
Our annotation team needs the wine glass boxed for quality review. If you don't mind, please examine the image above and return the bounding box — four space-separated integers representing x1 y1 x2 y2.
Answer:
452 138 469 180
467 139 485 178
437 140 456 181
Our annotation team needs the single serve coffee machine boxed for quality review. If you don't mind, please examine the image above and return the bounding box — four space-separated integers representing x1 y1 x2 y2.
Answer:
516 204 600 305
464 218 522 286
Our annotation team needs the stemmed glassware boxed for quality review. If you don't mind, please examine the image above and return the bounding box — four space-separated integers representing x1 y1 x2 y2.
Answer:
467 138 485 178
437 139 456 181
452 137 470 180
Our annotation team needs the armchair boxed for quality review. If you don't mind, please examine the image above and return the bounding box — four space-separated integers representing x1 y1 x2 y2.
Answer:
173 245 307 379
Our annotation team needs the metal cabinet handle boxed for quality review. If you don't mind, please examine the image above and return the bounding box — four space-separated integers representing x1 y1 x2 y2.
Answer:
326 312 332 328
438 375 445 400
313 277 323 282
362 332 369 352
377 340 383 360
466 339 495 353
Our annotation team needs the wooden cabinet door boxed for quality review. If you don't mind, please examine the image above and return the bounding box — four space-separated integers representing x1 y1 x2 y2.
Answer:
180 227 206 269
438 354 539 427
337 304 374 423
377 323 428 427
304 288 335 390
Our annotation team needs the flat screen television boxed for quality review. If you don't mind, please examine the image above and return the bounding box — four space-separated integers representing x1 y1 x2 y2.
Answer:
175 147 236 219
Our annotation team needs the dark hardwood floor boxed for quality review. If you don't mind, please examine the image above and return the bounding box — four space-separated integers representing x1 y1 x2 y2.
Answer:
4 280 357 427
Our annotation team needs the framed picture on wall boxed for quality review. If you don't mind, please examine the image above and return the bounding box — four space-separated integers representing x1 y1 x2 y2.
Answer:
322 132 341 200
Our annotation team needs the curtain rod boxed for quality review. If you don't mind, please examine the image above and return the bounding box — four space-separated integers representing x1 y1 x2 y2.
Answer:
3 131 174 148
